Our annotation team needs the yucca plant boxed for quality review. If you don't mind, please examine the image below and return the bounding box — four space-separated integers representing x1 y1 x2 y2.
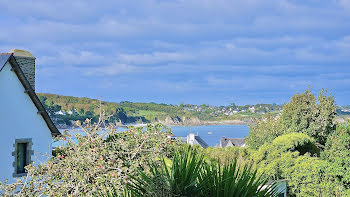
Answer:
96 187 133 197
106 146 280 197
200 159 280 197
127 145 205 197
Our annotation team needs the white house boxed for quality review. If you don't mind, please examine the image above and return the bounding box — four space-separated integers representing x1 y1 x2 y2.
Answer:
249 106 256 113
168 133 209 148
0 50 60 182
54 110 66 115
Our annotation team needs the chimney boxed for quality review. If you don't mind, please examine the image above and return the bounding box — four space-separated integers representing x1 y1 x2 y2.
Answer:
10 49 36 91
187 133 195 145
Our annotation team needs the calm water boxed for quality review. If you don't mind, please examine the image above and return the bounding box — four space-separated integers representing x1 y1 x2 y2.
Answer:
170 125 250 147
57 125 250 147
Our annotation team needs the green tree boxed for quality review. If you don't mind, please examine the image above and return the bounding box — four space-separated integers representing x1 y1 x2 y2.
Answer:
281 89 336 146
114 107 128 123
322 122 350 190
284 155 345 196
246 113 284 150
253 132 319 180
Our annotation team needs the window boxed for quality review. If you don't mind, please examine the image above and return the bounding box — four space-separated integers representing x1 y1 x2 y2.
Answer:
16 143 28 173
12 139 33 177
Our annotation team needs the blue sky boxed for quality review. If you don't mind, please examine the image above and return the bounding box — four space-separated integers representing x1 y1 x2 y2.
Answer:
1 0 350 106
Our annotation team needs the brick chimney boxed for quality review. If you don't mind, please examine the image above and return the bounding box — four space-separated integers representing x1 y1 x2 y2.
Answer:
9 49 36 91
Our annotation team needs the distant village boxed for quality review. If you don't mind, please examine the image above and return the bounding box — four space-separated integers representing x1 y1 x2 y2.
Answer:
182 103 283 116
46 101 350 128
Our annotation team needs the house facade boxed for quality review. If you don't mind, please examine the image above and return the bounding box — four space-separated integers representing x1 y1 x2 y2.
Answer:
170 133 209 148
0 50 60 182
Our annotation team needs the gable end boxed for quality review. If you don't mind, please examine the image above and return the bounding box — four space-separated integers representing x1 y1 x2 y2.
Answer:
1 54 61 136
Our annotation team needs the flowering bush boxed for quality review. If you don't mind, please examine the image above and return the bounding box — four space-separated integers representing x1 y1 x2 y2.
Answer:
0 118 180 196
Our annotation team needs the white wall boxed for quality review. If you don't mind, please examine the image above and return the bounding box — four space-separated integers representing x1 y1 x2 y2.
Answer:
0 62 52 182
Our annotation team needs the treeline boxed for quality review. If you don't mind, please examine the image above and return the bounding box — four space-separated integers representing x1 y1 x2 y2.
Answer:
37 93 195 125
37 93 285 126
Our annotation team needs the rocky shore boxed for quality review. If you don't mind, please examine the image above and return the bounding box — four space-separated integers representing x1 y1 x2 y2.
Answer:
56 116 252 129
158 116 252 126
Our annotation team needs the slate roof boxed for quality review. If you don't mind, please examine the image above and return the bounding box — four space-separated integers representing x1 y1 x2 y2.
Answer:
220 137 245 148
193 135 209 148
0 54 61 136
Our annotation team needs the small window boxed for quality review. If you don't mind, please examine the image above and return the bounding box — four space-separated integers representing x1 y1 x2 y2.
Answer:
12 138 33 177
16 143 28 173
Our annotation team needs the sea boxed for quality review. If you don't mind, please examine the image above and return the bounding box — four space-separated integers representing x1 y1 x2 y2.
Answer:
57 124 250 147
170 125 250 147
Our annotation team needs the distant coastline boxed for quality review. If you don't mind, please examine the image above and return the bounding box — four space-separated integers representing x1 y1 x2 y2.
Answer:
57 119 251 129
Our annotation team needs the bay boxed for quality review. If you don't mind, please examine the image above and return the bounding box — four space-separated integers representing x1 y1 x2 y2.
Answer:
57 125 250 147
170 125 250 147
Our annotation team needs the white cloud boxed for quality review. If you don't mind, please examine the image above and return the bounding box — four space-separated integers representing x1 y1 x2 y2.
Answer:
117 52 191 65
339 0 350 10
82 64 139 76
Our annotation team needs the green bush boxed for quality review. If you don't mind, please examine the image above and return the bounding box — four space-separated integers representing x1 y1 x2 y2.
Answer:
125 146 280 197
323 122 350 190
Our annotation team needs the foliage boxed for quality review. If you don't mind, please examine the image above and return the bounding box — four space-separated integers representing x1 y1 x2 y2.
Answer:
244 88 346 196
127 146 206 197
252 132 347 196
253 132 318 180
322 121 350 189
204 146 251 166
126 146 280 197
0 119 180 196
246 113 284 150
284 155 345 197
200 159 279 197
247 89 336 150
281 89 336 146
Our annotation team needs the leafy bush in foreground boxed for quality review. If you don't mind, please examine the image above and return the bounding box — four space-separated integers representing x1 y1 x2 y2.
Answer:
0 119 179 196
125 146 280 197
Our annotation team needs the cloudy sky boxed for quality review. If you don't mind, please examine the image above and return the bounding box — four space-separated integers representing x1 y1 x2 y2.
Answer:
1 0 350 105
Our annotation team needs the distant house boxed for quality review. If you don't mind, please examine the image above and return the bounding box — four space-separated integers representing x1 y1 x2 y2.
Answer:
55 110 66 115
220 137 246 148
249 106 255 113
0 50 60 182
172 133 209 148
186 133 209 148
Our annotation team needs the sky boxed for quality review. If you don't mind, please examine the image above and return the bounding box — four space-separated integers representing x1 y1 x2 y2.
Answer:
0 0 350 106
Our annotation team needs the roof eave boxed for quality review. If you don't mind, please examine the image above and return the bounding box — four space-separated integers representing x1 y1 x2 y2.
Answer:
7 55 61 137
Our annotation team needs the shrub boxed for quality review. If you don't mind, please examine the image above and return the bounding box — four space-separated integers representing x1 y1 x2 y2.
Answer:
125 146 280 197
253 133 319 180
0 119 180 196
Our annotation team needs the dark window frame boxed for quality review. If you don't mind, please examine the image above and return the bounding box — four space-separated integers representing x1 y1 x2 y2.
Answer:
12 138 33 177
